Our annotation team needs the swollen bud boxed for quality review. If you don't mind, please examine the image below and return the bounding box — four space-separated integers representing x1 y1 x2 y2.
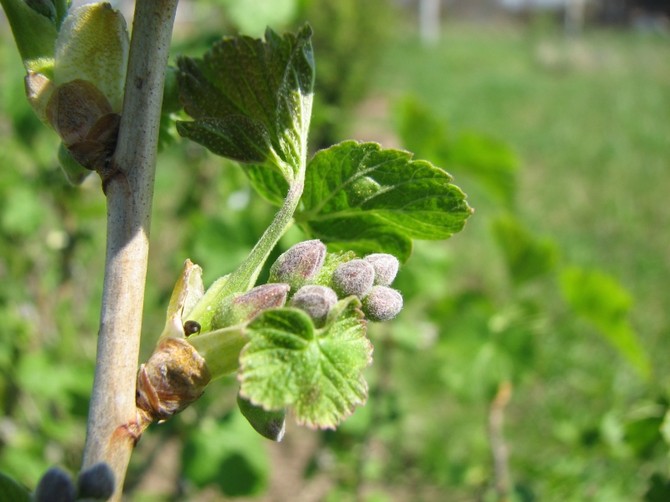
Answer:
365 253 399 286
290 285 338 327
332 259 375 298
269 240 326 290
77 462 115 500
362 286 403 322
34 467 76 502
213 283 290 328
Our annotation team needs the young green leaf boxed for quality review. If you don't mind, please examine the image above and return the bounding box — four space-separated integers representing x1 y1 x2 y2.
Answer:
560 267 651 379
238 299 372 429
177 24 314 185
0 470 30 502
296 141 473 262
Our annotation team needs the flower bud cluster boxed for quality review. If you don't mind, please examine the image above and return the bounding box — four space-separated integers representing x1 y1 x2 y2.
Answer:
33 463 115 502
267 240 403 325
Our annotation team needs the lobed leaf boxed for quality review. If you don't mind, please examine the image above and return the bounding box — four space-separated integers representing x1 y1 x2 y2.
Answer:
238 299 372 429
177 24 314 184
296 141 473 262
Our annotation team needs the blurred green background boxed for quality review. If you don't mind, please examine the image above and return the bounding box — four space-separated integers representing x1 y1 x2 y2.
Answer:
1 0 669 500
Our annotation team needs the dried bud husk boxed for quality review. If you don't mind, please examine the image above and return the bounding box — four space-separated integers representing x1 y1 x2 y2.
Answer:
77 462 115 501
332 259 375 298
46 79 120 170
362 286 403 322
237 393 286 442
365 253 400 286
25 71 54 123
290 285 338 327
136 337 211 423
212 283 290 329
34 467 76 502
269 239 326 290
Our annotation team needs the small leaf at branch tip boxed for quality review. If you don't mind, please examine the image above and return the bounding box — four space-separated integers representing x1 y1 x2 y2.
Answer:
362 286 403 322
365 253 400 286
290 285 338 327
332 259 376 298
269 240 326 290
77 462 115 500
34 467 76 502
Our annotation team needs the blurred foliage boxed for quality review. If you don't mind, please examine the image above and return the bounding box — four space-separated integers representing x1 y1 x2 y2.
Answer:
1 2 670 502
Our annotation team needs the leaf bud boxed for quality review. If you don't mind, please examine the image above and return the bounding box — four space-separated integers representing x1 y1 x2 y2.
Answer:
269 240 326 290
362 286 403 322
332 259 375 298
290 285 338 327
34 466 76 502
365 253 400 286
77 462 115 500
237 394 286 442
214 283 290 328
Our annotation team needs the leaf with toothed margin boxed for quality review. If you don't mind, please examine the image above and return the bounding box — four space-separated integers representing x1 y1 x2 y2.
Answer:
176 24 314 186
238 297 372 430
295 141 473 262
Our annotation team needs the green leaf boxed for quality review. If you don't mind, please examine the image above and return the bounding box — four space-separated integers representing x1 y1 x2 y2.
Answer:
1 0 59 63
177 24 314 183
296 141 473 262
238 299 372 429
492 215 558 284
560 267 651 379
0 470 30 502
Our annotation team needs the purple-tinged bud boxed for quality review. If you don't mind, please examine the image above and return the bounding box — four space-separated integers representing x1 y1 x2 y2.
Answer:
269 240 326 290
34 467 76 502
362 286 403 322
214 283 290 328
77 462 115 500
290 285 338 327
332 259 375 298
365 253 400 286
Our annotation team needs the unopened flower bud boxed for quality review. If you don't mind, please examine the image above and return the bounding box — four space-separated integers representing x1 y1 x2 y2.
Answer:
290 285 338 326
77 462 115 500
365 253 399 286
332 259 375 298
34 467 76 502
362 286 403 322
269 240 326 290
214 283 289 328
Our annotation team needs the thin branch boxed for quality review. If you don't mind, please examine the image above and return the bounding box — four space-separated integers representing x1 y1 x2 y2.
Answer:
81 1 179 500
488 380 513 502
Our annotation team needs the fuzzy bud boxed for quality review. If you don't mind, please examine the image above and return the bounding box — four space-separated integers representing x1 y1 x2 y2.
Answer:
269 240 326 290
77 462 115 500
365 253 400 286
290 285 338 327
362 286 403 322
214 283 290 328
34 467 76 502
332 259 375 298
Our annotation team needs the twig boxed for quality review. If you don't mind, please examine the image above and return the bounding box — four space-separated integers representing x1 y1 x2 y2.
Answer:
81 1 179 499
488 380 513 502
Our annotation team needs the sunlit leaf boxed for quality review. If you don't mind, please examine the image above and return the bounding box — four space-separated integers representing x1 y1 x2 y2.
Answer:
239 298 372 429
296 141 472 262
